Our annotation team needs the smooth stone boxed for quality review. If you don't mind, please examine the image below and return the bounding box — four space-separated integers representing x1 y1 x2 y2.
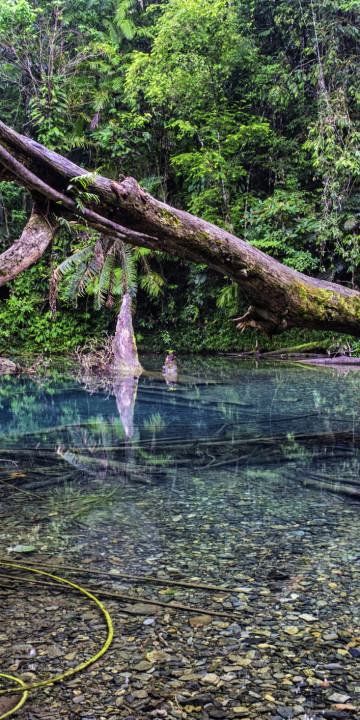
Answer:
73 695 86 704
189 615 213 628
233 708 250 715
146 650 169 663
349 647 360 658
124 603 161 615
133 661 153 671
277 708 294 719
201 673 219 685
327 692 351 703
191 694 214 706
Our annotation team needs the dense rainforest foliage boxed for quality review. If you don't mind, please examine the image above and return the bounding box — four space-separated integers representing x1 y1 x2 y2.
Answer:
1 0 360 354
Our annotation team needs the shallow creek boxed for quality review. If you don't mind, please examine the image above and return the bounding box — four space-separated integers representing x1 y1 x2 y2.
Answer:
0 358 359 720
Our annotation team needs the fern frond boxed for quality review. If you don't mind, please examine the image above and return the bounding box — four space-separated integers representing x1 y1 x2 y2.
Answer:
118 17 136 39
57 217 72 234
82 191 100 204
115 0 137 39
140 175 165 199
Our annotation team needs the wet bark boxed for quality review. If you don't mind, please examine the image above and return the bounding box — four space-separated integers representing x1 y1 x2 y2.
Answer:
1 120 360 337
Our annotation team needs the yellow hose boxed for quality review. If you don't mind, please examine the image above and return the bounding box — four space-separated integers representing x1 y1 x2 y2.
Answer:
0 562 114 719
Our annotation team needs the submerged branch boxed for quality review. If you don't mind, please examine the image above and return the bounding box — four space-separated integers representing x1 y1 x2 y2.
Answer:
0 573 244 619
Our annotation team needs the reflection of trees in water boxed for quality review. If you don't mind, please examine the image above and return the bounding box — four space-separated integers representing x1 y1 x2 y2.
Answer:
1 364 360 501
0 374 169 496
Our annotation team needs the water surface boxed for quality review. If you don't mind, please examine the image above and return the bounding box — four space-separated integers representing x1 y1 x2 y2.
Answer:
0 358 359 718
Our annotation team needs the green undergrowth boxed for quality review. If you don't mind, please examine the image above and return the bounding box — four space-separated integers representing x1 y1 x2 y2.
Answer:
136 322 352 356
0 287 354 357
0 254 356 358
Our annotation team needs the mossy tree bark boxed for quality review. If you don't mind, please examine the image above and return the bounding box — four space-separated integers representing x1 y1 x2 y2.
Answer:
1 120 360 337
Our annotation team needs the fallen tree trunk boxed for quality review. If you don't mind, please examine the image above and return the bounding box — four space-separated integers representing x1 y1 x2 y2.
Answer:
1 120 360 336
259 339 332 356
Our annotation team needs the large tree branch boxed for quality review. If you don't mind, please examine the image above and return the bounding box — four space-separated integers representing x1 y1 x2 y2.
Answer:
0 140 158 246
0 210 55 286
1 120 360 336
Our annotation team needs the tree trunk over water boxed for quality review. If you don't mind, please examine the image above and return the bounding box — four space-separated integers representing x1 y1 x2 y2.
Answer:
1 120 360 337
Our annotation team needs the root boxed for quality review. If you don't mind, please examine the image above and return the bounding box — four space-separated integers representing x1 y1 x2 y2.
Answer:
231 305 288 337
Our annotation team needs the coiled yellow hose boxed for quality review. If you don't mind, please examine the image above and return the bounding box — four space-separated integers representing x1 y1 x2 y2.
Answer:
0 562 114 719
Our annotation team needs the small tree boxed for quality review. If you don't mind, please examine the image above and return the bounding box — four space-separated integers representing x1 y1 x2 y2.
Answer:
56 235 166 372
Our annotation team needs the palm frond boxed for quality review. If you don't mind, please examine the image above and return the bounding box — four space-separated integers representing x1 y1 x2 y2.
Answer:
139 270 166 297
122 243 138 296
216 282 239 309
61 272 85 304
94 254 115 310
55 246 95 280
112 267 124 296
133 246 153 260
61 262 93 302
115 0 137 39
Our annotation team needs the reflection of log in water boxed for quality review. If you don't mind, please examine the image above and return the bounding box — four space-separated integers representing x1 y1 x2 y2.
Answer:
303 477 360 497
57 447 109 477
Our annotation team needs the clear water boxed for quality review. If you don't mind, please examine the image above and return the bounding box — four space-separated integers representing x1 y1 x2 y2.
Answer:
0 358 359 717
0 358 360 556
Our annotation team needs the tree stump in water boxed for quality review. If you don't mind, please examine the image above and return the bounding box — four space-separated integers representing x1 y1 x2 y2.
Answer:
111 294 143 375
